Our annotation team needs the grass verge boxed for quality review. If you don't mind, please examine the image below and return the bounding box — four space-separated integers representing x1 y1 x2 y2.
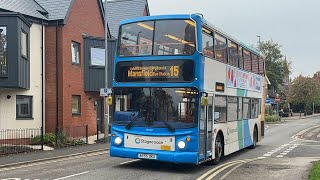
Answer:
309 161 320 180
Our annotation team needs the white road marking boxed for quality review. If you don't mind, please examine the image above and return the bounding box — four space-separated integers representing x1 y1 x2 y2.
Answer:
276 155 284 158
119 159 140 165
53 171 89 180
263 154 272 157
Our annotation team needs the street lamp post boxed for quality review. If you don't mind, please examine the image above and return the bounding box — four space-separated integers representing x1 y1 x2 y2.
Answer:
104 0 110 141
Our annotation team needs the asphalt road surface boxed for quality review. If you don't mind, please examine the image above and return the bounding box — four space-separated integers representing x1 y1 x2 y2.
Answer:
0 116 319 180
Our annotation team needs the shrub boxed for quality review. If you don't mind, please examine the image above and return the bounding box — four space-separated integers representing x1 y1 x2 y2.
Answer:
265 115 281 122
31 132 85 147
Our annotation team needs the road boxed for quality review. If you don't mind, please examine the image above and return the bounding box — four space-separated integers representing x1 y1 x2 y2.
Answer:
0 116 319 180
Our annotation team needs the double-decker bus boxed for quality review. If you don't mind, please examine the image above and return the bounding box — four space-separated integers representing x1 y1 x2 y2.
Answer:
110 14 266 165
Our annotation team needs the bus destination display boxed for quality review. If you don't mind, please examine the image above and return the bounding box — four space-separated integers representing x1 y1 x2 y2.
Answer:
116 60 194 82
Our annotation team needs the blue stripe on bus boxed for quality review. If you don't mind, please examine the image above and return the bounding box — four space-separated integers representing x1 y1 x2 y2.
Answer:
243 119 253 147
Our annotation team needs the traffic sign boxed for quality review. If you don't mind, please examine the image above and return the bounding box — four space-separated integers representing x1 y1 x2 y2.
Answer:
100 88 112 96
266 98 271 104
275 97 280 103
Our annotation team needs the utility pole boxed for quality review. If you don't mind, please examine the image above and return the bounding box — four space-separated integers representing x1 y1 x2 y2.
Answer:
104 0 109 141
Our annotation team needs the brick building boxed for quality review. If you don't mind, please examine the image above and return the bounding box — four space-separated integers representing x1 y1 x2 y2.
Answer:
42 0 107 135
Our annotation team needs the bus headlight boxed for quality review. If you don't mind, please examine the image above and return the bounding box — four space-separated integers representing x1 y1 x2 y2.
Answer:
178 141 186 149
114 137 122 145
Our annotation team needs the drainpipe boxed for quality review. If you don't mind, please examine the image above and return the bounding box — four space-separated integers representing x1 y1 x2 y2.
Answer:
55 21 59 147
41 20 44 150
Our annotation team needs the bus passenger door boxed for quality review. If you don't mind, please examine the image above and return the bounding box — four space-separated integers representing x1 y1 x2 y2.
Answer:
199 93 213 162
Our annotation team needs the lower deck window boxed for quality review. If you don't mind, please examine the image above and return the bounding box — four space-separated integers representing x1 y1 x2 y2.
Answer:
214 96 227 123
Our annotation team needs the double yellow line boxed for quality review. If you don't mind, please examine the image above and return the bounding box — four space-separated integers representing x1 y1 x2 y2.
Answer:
197 157 263 180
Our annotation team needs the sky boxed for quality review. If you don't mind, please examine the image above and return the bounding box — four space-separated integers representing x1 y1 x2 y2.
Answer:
148 0 320 78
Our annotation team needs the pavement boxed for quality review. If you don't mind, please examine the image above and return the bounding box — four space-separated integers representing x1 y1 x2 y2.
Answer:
224 157 318 180
0 142 109 167
281 113 320 121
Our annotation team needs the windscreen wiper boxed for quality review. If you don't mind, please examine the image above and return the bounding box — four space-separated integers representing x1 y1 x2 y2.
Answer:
162 120 175 132
125 112 140 130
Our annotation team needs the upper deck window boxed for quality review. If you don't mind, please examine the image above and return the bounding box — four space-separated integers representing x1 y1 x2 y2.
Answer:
243 49 251 71
252 54 259 74
214 33 227 63
202 31 214 58
118 20 195 57
228 41 238 67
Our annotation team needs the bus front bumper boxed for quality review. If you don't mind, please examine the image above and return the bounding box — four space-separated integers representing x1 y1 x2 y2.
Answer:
110 146 199 164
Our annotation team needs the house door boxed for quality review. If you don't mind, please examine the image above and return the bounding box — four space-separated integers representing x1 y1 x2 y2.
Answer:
96 98 103 133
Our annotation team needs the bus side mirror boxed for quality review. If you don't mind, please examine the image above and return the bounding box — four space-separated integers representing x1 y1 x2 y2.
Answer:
107 96 112 106
201 97 208 106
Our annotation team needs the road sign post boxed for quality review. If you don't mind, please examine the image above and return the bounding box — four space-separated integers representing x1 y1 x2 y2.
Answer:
275 95 280 118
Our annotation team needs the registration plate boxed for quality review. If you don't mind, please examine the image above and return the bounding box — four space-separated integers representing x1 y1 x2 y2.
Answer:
138 153 157 160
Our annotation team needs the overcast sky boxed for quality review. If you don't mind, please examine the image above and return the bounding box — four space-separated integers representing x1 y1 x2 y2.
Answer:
148 0 320 78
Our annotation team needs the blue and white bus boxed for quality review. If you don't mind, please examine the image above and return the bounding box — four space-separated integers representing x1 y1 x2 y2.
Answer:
110 14 266 165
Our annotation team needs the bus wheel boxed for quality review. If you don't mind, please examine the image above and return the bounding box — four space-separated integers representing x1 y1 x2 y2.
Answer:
249 127 257 149
210 134 223 165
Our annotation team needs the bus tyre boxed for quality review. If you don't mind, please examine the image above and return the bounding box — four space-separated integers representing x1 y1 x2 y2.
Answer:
211 134 223 165
249 128 258 149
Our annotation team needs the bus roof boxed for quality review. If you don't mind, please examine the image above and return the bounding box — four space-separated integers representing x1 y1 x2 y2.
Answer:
119 14 263 57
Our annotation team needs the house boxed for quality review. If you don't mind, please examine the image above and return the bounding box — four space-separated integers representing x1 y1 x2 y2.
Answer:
41 0 109 135
0 0 47 130
0 0 150 137
106 0 150 38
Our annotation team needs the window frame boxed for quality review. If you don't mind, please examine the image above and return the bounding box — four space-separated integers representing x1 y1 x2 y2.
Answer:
214 95 227 123
0 26 8 76
72 95 81 116
251 53 259 74
16 95 33 120
238 46 244 69
90 46 105 67
117 19 197 57
228 41 239 68
71 41 81 65
201 30 214 59
243 97 251 119
243 48 252 72
21 30 28 59
214 33 228 63
227 96 238 122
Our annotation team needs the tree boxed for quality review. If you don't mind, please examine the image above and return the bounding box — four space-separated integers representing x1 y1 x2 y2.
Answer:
287 75 320 110
257 40 291 91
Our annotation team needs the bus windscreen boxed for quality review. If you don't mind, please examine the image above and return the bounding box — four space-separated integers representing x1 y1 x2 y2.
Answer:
118 20 196 57
115 60 194 82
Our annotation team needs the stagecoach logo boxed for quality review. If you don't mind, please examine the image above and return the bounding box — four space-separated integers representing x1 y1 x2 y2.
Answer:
135 138 141 144
227 127 238 135
134 137 164 145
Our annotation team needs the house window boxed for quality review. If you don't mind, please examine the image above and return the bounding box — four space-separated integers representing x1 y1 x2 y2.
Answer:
90 47 105 66
21 31 28 58
16 95 33 119
0 27 7 76
71 42 80 64
72 95 81 115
